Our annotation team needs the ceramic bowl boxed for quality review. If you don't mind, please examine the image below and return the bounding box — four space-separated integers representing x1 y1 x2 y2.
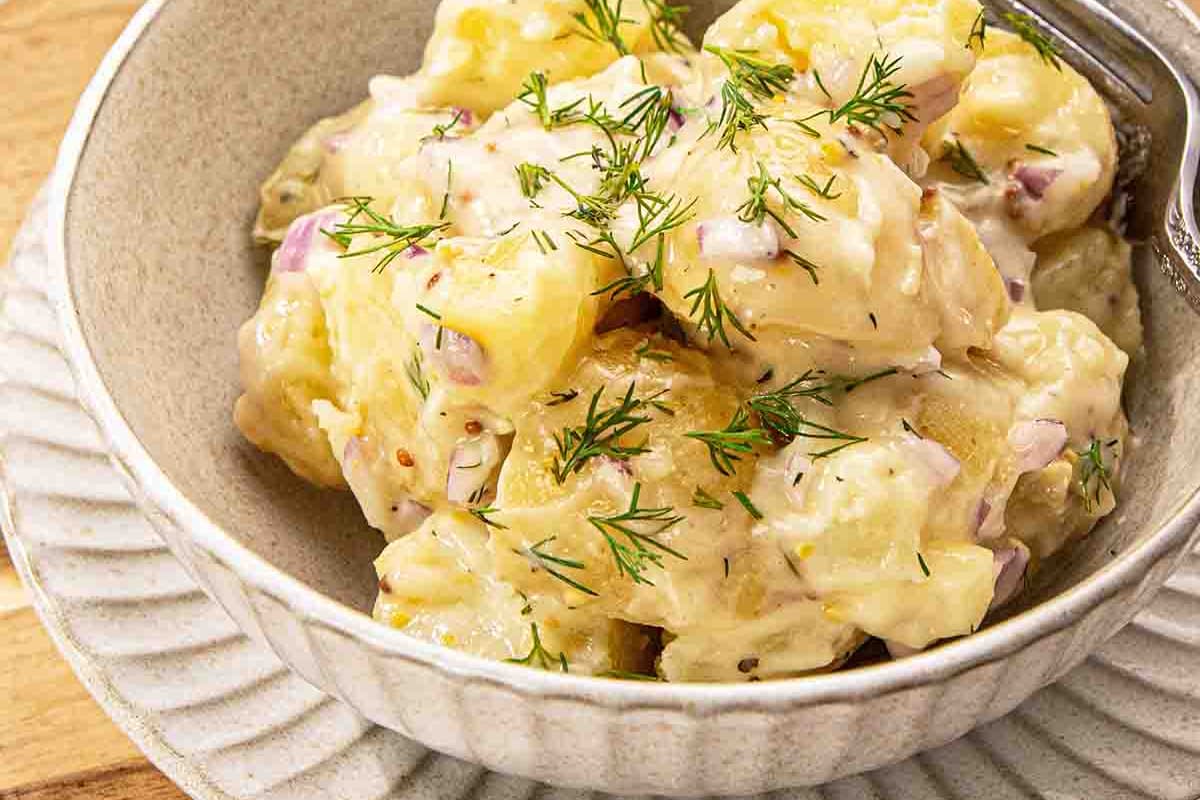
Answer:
46 0 1200 794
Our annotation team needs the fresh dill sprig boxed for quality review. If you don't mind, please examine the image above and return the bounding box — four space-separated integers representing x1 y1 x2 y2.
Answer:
522 536 599 597
684 269 756 348
809 52 916 136
516 162 551 201
629 192 698 252
1078 439 1116 512
968 9 987 49
404 350 430 400
784 249 821 284
322 197 449 273
732 490 763 520
797 173 842 200
736 161 825 239
415 303 442 321
530 229 560 254
426 109 466 141
703 45 795 152
552 383 661 483
469 506 508 529
1004 12 1062 71
517 72 587 130
685 407 771 476
692 487 725 510
643 0 690 54
747 373 867 455
587 482 686 585
917 551 931 577
634 340 673 362
943 138 989 184
705 46 795 100
841 367 900 393
546 170 618 228
573 0 633 56
506 622 569 672
439 161 454 220
547 388 580 407
1025 143 1059 157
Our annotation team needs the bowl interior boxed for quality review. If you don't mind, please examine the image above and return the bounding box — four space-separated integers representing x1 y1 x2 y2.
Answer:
64 0 1200 622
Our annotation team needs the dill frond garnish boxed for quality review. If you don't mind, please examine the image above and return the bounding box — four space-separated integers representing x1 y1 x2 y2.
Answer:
629 191 698 251
547 388 580 407
841 367 900 393
635 340 673 362
1025 143 1058 157
784 249 821 284
521 536 599 596
552 383 661 483
516 162 551 201
747 375 867 456
736 161 825 239
685 407 771 476
1004 12 1062 71
426 109 466 142
1078 438 1116 512
439 161 454 220
469 506 508 529
506 622 569 672
732 490 763 520
530 229 559 254
573 0 634 56
415 303 442 321
943 138 989 184
703 45 796 152
806 53 916 136
404 351 430 400
517 72 587 130
968 9 987 49
692 487 725 510
797 173 842 200
684 269 756 348
643 0 690 54
917 551 931 577
322 197 449 273
587 482 686 585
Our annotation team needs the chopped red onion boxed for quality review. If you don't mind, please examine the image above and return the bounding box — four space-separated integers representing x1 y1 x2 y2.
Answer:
970 498 992 537
274 210 336 274
418 322 487 386
446 433 502 505
1009 419 1068 473
323 131 354 154
989 545 1030 610
1011 163 1062 200
697 217 780 261
1006 278 1026 303
668 107 686 131
392 499 433 536
450 107 475 127
907 74 960 129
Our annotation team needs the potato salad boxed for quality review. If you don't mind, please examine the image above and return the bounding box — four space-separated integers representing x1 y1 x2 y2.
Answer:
236 0 1140 682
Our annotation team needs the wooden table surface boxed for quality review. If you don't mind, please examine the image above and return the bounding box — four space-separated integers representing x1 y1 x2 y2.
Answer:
3 1 1200 799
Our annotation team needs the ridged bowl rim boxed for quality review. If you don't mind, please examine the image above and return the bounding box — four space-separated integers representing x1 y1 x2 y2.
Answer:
45 0 1200 711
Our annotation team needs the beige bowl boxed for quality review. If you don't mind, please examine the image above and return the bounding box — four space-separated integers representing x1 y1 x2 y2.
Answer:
47 0 1200 794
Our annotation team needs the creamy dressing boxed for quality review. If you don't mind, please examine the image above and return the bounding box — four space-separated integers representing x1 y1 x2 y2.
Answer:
234 0 1141 681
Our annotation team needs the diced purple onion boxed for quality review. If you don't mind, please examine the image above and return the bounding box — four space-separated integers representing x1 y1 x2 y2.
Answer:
1006 278 1026 303
392 499 433 535
697 217 780 262
451 107 475 127
1009 419 1068 473
419 323 487 386
1011 163 1062 200
274 210 336 274
970 498 992 537
908 74 960 129
989 545 1030 610
668 107 686 131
